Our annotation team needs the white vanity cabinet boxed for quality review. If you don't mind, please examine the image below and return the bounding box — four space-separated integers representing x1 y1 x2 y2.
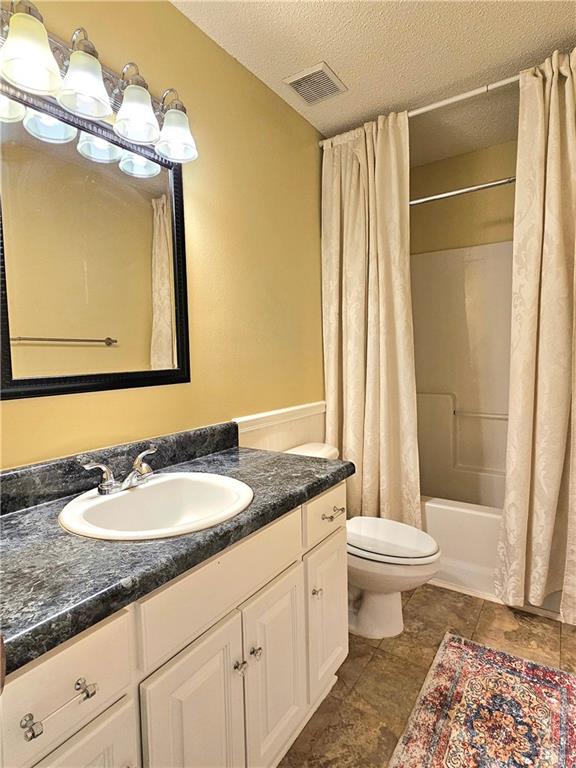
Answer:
0 611 133 768
32 698 140 768
1 481 349 768
141 563 307 768
242 563 307 768
140 612 246 768
305 528 349 702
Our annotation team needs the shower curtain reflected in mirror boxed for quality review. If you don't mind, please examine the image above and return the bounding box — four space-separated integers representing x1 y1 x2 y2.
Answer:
150 194 176 370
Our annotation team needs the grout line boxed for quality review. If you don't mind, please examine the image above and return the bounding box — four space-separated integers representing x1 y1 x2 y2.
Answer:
470 599 486 641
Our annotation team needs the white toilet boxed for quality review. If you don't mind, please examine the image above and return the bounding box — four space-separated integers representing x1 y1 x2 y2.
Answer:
286 442 441 639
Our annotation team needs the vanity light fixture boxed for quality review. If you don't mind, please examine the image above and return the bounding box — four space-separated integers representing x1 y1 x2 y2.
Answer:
77 131 122 163
0 93 25 122
119 149 160 179
0 1 62 95
155 88 198 163
23 107 77 143
57 28 112 120
113 63 159 145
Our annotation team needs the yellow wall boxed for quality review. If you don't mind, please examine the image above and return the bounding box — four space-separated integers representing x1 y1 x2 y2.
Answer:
0 1 323 468
410 141 517 254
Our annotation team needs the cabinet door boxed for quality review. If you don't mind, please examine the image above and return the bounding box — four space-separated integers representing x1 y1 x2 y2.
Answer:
33 698 139 768
305 527 349 703
242 563 307 768
140 611 245 768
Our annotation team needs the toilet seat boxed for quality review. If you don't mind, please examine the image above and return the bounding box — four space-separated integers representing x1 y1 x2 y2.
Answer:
346 517 440 566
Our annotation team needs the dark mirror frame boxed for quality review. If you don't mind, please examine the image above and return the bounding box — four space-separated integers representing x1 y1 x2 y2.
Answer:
0 82 190 400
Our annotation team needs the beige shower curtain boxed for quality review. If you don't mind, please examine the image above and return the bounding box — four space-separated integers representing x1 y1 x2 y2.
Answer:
495 49 576 623
150 195 176 370
322 113 421 525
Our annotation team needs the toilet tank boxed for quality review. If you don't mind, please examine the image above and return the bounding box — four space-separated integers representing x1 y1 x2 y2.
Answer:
285 442 339 460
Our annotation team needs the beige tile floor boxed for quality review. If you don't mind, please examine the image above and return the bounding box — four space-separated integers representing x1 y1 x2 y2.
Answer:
280 584 576 768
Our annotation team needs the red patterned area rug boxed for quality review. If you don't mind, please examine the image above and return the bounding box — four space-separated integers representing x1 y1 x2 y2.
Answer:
389 633 576 768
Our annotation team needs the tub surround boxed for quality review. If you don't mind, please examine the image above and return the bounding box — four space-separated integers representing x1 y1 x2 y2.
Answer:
0 423 354 675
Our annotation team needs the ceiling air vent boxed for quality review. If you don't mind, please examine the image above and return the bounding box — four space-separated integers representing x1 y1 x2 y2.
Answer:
284 62 347 105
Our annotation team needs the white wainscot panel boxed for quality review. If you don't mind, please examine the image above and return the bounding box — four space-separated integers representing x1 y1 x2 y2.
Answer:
234 402 326 453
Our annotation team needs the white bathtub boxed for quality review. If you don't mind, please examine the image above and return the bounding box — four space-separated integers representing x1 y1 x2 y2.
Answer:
421 496 502 601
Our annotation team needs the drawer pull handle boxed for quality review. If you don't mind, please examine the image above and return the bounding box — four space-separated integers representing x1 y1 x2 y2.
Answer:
19 678 98 742
322 506 346 522
312 587 324 598
250 646 264 661
233 660 249 676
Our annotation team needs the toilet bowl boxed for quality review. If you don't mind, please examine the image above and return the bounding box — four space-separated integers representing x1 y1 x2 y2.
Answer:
347 516 441 638
285 442 441 639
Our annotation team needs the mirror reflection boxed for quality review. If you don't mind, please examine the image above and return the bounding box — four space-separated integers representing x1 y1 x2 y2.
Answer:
1 110 177 379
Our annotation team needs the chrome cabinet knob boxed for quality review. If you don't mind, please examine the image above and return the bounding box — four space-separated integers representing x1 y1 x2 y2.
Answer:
312 587 324 598
250 646 264 661
20 714 43 741
75 677 98 700
233 660 248 676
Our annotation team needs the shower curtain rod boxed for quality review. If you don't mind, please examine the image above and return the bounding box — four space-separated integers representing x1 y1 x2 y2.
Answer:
410 176 516 206
319 74 520 147
407 75 519 118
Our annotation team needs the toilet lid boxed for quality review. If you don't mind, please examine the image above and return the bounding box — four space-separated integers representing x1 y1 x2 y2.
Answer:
346 517 439 559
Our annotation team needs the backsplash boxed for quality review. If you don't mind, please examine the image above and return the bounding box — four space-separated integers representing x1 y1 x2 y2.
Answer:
0 422 238 516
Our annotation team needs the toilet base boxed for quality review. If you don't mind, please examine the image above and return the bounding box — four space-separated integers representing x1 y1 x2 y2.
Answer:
348 589 404 639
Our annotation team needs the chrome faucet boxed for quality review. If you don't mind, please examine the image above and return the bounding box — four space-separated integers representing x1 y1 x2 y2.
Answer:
120 447 157 490
79 461 121 495
79 445 157 495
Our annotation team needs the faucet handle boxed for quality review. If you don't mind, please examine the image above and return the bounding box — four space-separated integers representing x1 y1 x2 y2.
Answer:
132 445 157 475
78 460 118 494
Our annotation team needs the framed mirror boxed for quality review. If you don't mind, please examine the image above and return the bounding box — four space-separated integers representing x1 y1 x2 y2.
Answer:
0 82 190 400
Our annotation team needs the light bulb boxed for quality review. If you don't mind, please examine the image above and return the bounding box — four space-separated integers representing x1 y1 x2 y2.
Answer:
77 131 122 163
156 108 198 163
0 11 62 95
119 149 160 178
23 108 77 144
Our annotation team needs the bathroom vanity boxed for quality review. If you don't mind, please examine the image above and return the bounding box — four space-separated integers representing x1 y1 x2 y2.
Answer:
0 423 354 768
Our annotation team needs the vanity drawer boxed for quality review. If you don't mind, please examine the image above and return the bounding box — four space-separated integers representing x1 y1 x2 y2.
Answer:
303 482 347 550
138 508 302 671
1 611 132 768
32 697 140 768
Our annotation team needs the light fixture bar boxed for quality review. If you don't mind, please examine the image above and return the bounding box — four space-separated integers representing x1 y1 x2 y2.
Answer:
0 6 162 114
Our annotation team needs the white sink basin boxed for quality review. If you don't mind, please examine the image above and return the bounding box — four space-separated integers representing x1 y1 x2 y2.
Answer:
58 472 254 541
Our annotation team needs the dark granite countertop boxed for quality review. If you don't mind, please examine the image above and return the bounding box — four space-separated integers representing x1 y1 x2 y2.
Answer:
1 444 354 675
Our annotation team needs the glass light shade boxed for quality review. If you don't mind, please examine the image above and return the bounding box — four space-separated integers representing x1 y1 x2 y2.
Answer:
155 108 198 163
77 131 122 163
0 13 62 95
113 84 159 144
0 94 25 123
57 50 112 119
119 149 160 178
23 108 77 144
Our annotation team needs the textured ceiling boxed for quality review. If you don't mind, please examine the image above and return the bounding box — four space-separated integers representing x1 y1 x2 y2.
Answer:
174 0 575 166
